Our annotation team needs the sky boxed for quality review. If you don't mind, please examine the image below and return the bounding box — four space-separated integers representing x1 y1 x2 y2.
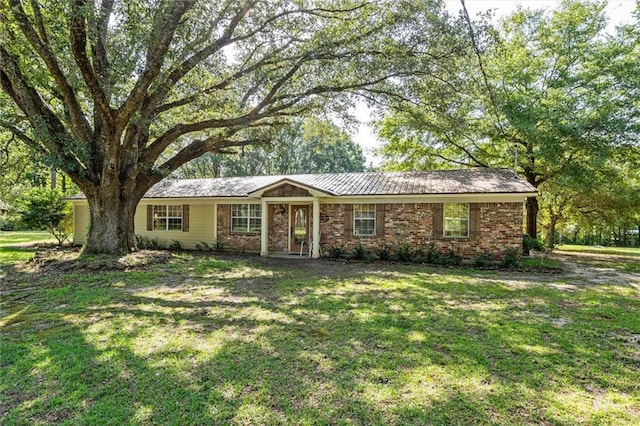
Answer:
351 0 638 166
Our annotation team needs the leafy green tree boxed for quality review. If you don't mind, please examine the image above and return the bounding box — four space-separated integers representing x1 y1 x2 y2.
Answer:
0 0 462 254
15 188 72 245
179 117 365 178
377 1 638 238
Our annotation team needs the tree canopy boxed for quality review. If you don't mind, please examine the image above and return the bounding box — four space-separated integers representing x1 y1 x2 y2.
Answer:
0 0 463 254
178 117 366 178
376 0 640 239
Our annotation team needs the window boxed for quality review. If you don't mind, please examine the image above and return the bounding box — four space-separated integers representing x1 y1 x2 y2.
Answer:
153 205 183 231
444 203 469 237
231 204 261 233
354 204 376 236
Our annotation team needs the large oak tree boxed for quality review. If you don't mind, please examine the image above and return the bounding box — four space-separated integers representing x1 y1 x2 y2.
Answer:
0 0 460 254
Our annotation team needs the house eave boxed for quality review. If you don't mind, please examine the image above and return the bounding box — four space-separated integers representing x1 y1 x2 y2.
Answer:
247 178 336 198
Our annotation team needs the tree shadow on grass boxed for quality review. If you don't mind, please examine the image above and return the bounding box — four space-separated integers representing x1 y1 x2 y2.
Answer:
1 252 639 424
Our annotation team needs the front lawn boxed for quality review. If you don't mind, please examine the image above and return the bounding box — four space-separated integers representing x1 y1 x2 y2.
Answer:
0 231 55 246
1 248 639 425
557 244 640 257
0 231 57 264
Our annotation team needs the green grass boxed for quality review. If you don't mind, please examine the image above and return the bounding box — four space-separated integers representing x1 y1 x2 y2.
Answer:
557 244 640 257
0 231 55 245
0 231 56 264
1 247 639 425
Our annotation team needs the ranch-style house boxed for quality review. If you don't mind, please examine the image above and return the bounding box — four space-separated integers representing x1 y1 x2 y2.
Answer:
71 168 537 258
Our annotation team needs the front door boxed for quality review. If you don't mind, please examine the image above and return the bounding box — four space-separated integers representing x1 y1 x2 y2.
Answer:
291 205 309 252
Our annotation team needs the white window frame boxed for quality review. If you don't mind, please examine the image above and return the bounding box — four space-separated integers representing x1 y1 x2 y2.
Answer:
443 203 469 238
231 204 262 233
153 204 183 231
354 204 376 236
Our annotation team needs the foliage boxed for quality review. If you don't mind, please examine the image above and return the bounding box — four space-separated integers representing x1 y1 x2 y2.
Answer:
168 240 182 251
135 235 160 250
178 117 366 178
14 188 72 245
500 248 522 269
376 1 640 238
523 234 545 252
328 246 345 259
394 242 414 262
472 252 495 268
195 241 211 251
351 243 368 261
0 0 465 254
440 249 462 266
375 243 392 261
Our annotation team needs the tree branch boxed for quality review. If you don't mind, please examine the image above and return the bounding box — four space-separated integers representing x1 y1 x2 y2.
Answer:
70 0 114 125
6 0 92 142
0 46 90 187
158 135 270 173
143 0 255 114
116 0 197 128
90 0 114 94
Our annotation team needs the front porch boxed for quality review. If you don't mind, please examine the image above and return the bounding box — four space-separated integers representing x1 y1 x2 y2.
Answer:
259 198 321 259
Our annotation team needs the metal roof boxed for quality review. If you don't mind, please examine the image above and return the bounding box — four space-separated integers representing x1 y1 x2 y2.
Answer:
141 168 536 198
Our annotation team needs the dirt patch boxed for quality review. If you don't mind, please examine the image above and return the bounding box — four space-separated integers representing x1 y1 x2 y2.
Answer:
24 247 173 273
551 252 640 288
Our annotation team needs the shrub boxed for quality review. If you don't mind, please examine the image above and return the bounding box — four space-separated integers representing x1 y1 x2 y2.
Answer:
136 235 160 250
501 248 521 269
14 188 72 245
328 246 345 259
352 244 367 260
425 244 443 264
212 240 224 251
195 241 211 251
523 234 545 252
411 254 429 264
168 240 182 250
440 249 462 266
394 243 414 262
473 252 494 268
375 243 392 261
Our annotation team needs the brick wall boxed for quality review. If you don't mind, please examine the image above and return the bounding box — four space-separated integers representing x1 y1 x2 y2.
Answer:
215 201 523 258
216 204 261 252
268 204 289 252
320 202 523 259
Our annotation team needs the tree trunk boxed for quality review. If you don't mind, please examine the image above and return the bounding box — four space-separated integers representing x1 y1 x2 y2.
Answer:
526 196 538 238
547 215 558 249
84 187 140 255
